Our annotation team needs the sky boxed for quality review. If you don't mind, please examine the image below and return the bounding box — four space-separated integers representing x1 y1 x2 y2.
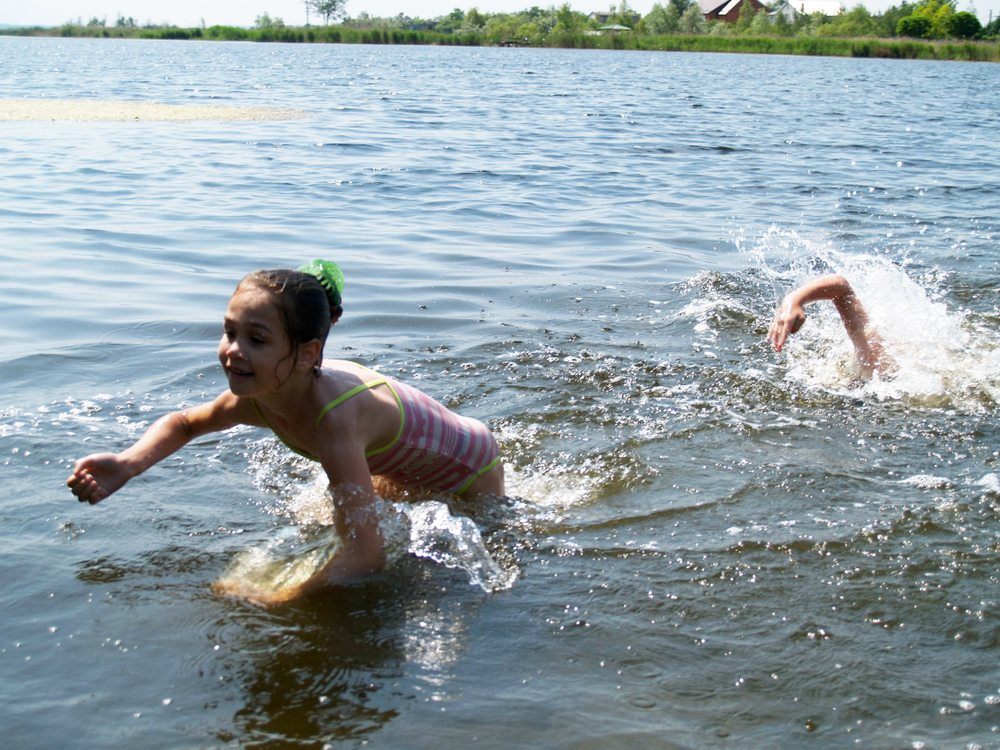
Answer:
4 0 997 31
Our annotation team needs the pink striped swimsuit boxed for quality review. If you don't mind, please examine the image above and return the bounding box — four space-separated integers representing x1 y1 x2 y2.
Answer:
250 367 501 495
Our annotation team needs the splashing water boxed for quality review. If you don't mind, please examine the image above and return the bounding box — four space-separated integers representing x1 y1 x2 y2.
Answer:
216 473 407 602
217 469 515 600
504 467 594 518
214 524 346 602
405 502 516 593
748 231 1000 411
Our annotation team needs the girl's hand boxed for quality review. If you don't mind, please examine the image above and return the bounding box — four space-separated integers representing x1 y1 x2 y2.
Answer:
67 453 134 505
768 296 807 352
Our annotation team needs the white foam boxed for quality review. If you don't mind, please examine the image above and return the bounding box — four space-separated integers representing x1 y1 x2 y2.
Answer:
899 474 952 490
976 474 1000 495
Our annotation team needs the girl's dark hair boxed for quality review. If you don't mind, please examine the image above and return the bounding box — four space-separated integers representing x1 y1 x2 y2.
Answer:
237 269 343 374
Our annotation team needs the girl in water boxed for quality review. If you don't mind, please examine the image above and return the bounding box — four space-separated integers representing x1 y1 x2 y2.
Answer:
768 273 895 377
67 261 504 601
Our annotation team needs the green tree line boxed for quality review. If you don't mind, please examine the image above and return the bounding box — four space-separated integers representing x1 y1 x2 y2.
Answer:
4 0 998 53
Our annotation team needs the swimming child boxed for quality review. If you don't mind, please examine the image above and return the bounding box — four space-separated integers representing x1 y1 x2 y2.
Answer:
67 261 505 602
768 273 895 377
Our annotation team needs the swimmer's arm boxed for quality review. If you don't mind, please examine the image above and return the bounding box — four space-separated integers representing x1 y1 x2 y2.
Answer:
768 274 871 354
68 390 258 504
306 424 386 588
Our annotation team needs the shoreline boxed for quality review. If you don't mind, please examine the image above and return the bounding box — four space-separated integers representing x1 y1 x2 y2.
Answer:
3 26 998 63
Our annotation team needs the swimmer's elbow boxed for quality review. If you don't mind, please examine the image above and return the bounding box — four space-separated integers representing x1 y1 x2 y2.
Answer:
825 275 855 302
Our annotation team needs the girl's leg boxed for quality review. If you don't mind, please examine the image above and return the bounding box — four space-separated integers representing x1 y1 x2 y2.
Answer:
462 460 505 498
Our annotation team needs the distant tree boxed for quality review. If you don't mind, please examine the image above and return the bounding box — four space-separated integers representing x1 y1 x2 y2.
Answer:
817 4 877 35
432 8 464 32
555 2 579 29
874 1 914 35
255 12 285 29
533 7 562 34
517 20 540 39
910 0 956 36
845 4 878 34
943 9 981 35
87 16 106 26
795 8 830 34
115 15 136 27
646 2 680 33
666 2 684 29
608 0 638 26
466 7 487 27
896 13 932 34
310 0 347 25
485 14 520 42
340 12 420 29
734 0 758 32
749 8 772 32
679 4 708 32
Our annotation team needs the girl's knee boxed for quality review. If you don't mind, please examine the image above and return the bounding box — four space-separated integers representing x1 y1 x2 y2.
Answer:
464 461 505 498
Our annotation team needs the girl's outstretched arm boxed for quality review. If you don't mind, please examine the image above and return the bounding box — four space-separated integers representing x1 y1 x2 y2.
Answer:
67 390 253 504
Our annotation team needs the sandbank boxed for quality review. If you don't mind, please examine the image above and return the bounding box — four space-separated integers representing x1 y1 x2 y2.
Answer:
0 98 308 122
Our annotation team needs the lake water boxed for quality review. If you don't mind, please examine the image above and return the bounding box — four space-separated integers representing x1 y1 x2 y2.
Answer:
2 35 1000 749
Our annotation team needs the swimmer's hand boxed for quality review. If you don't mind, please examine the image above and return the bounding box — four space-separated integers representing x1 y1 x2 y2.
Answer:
67 453 134 504
768 295 807 352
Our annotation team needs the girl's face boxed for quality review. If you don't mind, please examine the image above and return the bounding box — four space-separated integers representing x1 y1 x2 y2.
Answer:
218 287 295 397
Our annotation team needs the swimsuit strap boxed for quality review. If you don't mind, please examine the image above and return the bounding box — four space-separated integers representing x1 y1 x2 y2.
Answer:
362 378 405 458
250 364 407 462
314 367 406 459
315 376 388 427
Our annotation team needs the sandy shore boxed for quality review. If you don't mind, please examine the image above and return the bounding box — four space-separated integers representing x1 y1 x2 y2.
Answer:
0 98 308 122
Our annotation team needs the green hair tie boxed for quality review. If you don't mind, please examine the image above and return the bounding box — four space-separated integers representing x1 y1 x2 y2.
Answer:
298 259 344 309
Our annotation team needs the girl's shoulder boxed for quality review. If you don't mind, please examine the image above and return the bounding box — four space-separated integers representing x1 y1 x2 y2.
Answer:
313 361 401 439
315 360 392 408
321 359 392 385
322 357 369 372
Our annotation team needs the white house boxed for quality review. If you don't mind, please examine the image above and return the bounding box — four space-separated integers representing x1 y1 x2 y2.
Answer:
768 0 843 22
588 11 641 25
794 0 844 15
769 0 798 22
